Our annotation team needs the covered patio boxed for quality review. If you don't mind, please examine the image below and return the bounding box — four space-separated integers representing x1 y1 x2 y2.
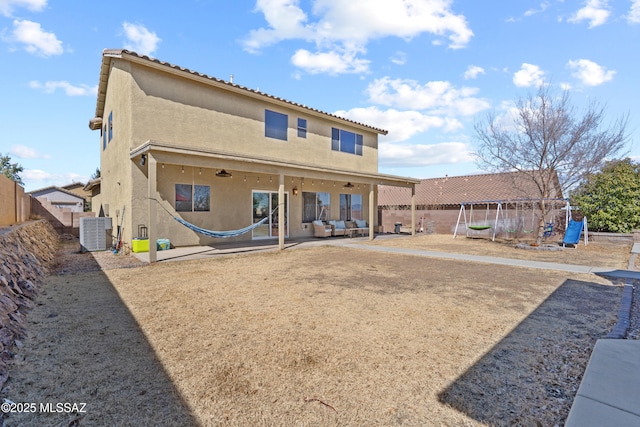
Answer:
131 141 419 262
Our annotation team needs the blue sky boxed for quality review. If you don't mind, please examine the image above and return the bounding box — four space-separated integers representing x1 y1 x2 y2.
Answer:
1 0 638 192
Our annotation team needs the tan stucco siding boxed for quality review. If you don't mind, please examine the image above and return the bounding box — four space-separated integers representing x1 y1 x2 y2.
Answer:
130 163 373 246
127 63 379 175
99 61 135 245
94 55 405 249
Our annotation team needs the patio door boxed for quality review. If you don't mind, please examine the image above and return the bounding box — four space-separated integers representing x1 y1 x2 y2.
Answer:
252 191 288 239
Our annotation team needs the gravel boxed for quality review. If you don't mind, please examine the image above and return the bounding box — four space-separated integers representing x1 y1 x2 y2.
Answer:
627 282 640 339
52 235 146 275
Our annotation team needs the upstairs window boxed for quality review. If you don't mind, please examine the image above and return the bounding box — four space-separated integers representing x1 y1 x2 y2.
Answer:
297 118 307 138
331 128 363 155
108 111 113 142
265 110 288 141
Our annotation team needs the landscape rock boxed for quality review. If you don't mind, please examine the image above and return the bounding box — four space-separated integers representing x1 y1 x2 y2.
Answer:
0 220 58 390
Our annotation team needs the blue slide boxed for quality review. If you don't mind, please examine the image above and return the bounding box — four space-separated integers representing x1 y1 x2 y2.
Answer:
563 219 584 246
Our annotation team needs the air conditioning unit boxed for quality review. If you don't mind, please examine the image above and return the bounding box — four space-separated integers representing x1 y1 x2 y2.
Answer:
80 217 112 252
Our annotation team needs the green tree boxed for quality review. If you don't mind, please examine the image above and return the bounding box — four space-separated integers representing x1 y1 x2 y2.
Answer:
91 167 101 179
475 84 628 244
0 153 24 186
571 158 640 232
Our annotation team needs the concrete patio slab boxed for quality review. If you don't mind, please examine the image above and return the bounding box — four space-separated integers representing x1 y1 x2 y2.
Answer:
565 339 640 426
567 396 640 427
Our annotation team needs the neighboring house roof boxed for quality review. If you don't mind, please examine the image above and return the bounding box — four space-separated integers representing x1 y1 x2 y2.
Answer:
62 181 92 199
61 182 84 191
83 178 101 192
89 49 388 136
378 171 564 207
28 186 86 202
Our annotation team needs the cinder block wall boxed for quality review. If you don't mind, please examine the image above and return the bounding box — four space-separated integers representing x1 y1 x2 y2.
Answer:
0 174 31 227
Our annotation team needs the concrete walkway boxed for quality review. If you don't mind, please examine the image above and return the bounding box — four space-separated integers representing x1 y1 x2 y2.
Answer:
135 235 640 278
336 241 640 276
565 339 640 427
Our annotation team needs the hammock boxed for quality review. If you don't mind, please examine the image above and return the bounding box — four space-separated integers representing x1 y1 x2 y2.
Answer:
172 207 278 238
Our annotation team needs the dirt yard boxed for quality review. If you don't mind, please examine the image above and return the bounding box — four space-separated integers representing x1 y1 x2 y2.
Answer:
1 235 629 426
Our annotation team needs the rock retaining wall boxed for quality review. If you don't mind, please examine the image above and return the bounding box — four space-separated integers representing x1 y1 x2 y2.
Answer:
0 220 58 388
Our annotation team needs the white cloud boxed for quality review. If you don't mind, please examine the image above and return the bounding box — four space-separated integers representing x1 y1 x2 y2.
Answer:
524 2 550 17
244 0 473 74
463 65 485 80
291 48 370 74
22 169 87 188
568 0 610 28
29 80 97 96
513 63 545 87
628 0 640 23
122 22 161 56
0 0 46 17
243 0 312 52
567 59 615 86
334 106 462 143
365 77 489 116
10 19 63 56
10 144 49 159
379 141 474 167
390 51 406 65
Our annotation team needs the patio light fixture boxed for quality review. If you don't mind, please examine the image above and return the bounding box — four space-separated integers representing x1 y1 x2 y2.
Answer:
343 182 354 189
139 154 146 166
292 186 299 196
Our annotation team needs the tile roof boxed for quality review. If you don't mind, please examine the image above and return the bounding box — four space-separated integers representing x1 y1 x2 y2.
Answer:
378 171 564 207
92 49 388 135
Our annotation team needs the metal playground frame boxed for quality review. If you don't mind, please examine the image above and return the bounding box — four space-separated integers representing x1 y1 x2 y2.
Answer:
453 198 575 241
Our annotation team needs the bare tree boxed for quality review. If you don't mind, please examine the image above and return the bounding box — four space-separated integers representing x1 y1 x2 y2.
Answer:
474 85 629 244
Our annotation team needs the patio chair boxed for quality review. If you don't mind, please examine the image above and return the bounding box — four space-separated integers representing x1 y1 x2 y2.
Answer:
313 220 332 238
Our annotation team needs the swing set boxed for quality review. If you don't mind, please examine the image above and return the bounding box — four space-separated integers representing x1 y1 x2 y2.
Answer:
453 198 569 241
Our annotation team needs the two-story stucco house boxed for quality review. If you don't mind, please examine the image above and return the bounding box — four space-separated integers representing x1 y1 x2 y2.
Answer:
88 49 418 261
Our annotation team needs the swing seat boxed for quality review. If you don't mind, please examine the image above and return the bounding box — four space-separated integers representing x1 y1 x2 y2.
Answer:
468 225 491 230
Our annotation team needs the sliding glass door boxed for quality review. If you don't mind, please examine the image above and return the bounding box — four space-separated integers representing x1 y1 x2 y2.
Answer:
252 191 288 239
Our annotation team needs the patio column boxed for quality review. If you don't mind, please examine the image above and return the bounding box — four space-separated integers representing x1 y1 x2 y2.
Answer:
278 173 284 250
411 185 416 236
148 153 157 263
369 184 374 241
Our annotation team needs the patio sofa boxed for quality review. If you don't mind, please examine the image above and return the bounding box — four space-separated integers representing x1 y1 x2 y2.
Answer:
328 220 348 237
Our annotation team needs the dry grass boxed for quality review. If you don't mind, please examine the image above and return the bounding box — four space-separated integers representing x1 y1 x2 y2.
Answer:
367 233 631 269
1 236 627 426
